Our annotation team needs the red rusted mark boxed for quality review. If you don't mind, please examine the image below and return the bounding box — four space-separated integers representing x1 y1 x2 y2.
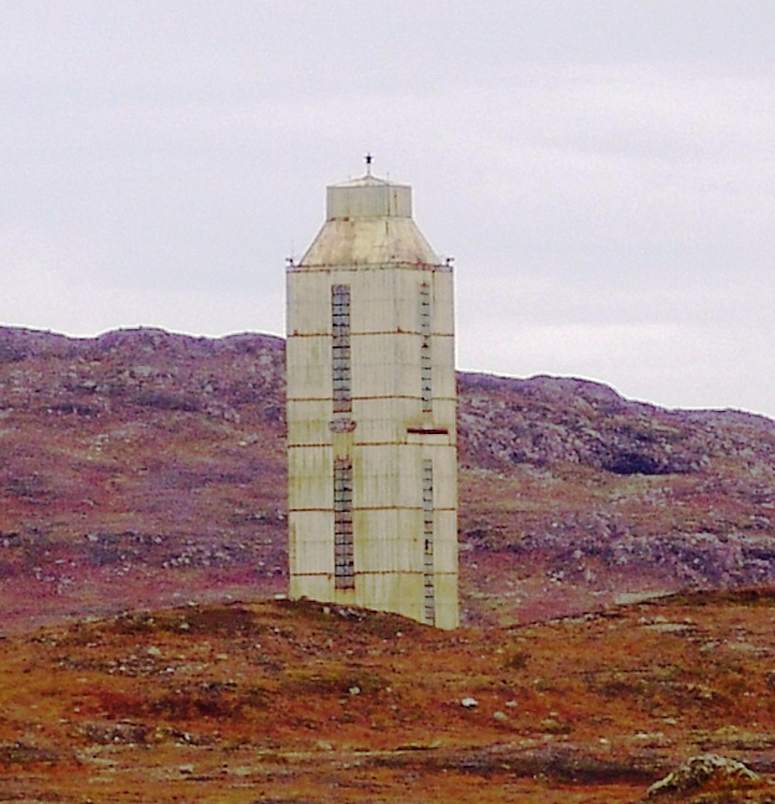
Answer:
407 427 448 436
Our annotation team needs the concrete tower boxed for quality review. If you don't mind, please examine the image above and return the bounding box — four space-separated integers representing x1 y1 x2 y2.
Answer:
286 163 458 629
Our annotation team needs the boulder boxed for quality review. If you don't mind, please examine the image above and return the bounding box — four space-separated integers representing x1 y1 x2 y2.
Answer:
646 754 760 798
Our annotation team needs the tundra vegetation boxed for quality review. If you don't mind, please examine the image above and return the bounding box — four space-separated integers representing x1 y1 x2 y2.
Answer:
0 327 773 799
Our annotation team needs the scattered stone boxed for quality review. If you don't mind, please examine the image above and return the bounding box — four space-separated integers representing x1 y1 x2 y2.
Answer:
81 722 149 746
348 686 361 696
395 740 441 751
146 646 161 657
460 697 478 708
493 710 508 722
646 754 760 798
540 717 571 735
505 700 518 708
642 622 691 634
316 740 333 751
632 731 670 748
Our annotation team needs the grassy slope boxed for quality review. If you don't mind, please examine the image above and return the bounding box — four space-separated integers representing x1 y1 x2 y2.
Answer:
0 590 773 801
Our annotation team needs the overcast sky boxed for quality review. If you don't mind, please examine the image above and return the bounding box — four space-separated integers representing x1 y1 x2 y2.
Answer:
2 1 774 417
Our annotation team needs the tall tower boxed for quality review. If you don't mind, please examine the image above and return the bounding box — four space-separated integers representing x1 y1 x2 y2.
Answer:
286 163 458 629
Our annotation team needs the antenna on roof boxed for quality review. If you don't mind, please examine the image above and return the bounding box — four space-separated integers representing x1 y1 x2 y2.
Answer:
364 152 373 176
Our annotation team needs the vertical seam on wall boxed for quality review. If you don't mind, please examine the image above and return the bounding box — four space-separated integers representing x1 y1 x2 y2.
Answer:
420 282 432 413
333 457 354 588
332 284 352 413
422 458 435 625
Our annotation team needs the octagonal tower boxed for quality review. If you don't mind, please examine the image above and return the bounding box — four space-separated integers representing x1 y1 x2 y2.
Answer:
286 166 458 629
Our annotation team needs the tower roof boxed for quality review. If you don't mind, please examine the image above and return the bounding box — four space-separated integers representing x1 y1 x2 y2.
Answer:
331 173 393 188
298 167 441 268
326 172 411 220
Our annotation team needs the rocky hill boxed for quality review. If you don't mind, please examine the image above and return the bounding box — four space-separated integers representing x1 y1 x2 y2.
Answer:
0 326 773 631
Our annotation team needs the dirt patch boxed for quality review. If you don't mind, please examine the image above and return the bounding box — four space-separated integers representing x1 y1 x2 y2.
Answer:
372 743 663 784
0 741 59 766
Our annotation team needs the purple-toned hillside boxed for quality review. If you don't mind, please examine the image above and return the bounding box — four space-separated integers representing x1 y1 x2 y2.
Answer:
1 326 773 631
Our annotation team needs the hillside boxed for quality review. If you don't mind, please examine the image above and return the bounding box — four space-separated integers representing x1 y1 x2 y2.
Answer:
0 326 773 632
0 590 773 801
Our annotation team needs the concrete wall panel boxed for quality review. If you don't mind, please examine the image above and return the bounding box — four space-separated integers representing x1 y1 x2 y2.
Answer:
289 510 334 574
288 447 331 509
430 399 457 432
432 336 456 399
432 512 459 573
354 445 402 508
432 271 455 335
355 572 425 622
286 336 331 399
287 271 332 335
356 531 421 575
349 269 399 333
290 574 333 602
287 399 331 446
426 447 458 510
432 573 459 630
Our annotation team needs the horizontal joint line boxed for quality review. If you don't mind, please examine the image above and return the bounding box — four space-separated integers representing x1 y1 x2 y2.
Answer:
288 331 454 338
288 441 457 448
288 264 452 273
291 571 459 577
290 506 457 513
288 396 457 402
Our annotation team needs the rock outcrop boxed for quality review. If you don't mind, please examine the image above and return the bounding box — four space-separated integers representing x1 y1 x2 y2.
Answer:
646 754 762 799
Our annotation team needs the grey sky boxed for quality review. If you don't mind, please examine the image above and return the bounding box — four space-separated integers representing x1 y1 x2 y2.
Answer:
2 1 774 416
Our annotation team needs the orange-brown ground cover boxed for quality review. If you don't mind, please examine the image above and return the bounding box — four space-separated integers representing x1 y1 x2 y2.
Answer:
0 589 773 801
